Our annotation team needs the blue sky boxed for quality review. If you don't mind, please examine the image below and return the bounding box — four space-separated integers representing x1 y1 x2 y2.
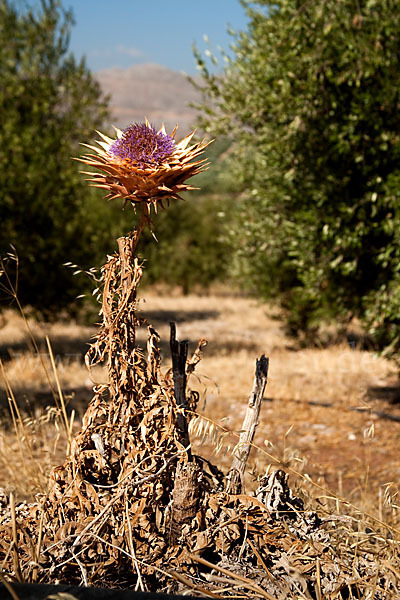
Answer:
65 0 249 74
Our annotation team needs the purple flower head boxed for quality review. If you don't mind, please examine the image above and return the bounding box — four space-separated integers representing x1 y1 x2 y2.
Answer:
109 122 175 167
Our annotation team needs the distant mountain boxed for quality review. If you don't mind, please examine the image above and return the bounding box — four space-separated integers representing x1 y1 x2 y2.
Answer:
95 63 202 133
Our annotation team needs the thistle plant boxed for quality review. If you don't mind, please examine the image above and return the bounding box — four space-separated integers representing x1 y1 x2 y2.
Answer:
78 119 211 242
0 120 216 588
77 119 211 407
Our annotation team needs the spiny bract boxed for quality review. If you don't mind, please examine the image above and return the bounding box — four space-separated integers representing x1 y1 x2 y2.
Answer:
76 119 212 211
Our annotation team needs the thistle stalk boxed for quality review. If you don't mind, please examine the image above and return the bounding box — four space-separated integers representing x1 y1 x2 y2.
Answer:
78 121 211 409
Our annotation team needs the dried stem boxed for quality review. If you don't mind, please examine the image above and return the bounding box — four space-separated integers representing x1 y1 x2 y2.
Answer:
9 494 22 583
46 336 73 454
226 355 269 494
170 322 191 458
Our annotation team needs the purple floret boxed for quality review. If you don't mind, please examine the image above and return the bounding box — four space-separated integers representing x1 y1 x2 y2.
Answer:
109 122 175 167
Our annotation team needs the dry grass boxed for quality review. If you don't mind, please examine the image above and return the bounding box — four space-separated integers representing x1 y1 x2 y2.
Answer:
0 405 67 499
0 308 99 391
137 291 400 499
1 288 400 596
1 289 400 518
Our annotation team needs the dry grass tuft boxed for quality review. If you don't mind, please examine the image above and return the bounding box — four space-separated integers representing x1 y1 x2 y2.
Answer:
0 405 69 500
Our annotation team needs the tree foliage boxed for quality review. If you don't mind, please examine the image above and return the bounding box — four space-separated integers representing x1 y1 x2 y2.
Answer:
0 0 110 317
195 0 400 354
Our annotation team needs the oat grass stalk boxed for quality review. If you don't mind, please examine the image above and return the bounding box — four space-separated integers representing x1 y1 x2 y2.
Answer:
0 359 44 490
9 494 22 583
0 256 73 447
45 336 73 455
0 257 59 404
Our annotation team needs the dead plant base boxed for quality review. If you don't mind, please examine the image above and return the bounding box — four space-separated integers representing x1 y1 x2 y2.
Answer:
0 234 399 599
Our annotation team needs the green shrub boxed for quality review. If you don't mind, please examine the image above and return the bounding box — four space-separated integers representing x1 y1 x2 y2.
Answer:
0 0 110 317
195 0 400 357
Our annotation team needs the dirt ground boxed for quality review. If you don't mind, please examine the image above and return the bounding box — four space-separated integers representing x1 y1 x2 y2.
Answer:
1 289 400 511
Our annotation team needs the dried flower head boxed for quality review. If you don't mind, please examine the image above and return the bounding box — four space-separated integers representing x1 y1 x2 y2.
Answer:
77 119 211 210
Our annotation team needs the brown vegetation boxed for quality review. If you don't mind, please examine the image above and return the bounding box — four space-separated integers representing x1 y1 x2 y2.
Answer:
1 289 399 501
1 284 400 596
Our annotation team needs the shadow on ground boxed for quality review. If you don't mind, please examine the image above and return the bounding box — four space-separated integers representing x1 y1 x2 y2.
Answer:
0 385 92 421
136 337 260 360
0 305 259 419
142 309 219 325
0 335 90 363
368 383 400 404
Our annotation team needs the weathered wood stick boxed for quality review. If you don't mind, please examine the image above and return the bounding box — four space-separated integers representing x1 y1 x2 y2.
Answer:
169 322 192 459
226 355 269 494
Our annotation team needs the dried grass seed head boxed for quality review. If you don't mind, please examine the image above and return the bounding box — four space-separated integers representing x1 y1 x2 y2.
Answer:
77 119 212 210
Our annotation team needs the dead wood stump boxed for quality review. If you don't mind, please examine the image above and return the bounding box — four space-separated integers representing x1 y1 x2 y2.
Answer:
226 355 269 494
